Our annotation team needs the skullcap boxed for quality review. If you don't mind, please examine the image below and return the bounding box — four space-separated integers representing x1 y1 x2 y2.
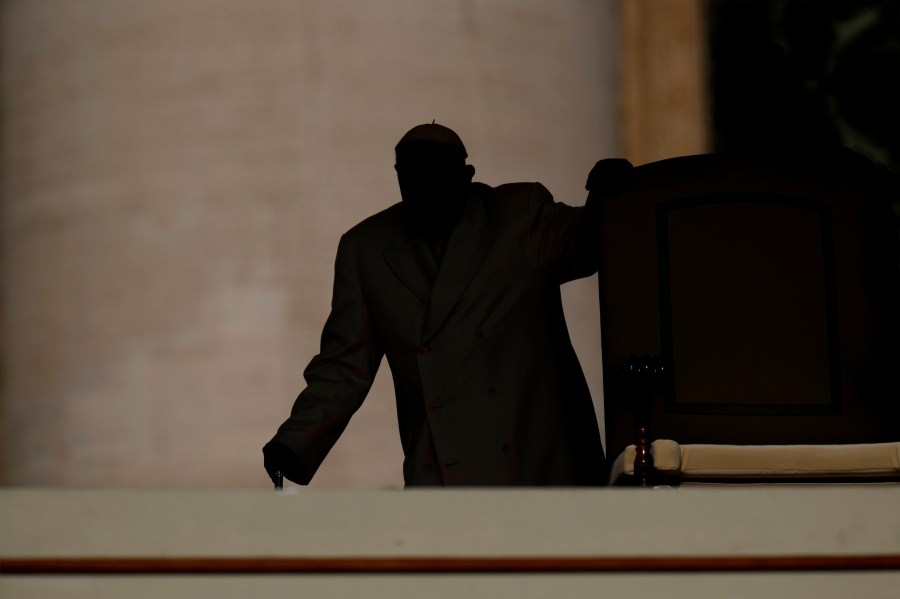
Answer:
395 123 467 158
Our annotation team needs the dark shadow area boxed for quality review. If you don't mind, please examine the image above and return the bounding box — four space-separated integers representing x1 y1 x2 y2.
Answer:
709 0 900 172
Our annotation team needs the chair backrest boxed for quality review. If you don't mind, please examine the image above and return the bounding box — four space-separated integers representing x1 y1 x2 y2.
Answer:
599 153 899 462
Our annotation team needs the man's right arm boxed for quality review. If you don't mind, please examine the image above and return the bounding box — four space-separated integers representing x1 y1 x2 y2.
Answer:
263 234 384 485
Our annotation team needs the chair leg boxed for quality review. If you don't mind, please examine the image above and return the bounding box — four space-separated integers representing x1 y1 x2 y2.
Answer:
634 422 655 487
624 354 665 487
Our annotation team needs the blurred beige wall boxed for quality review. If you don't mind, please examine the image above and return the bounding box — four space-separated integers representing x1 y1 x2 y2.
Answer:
622 0 709 165
1 0 619 488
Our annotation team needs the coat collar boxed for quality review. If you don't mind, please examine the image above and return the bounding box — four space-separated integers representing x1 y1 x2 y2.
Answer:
382 223 438 306
382 184 495 344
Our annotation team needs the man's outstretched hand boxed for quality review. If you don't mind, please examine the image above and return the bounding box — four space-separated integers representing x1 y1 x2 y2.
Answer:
263 440 306 486
586 158 634 196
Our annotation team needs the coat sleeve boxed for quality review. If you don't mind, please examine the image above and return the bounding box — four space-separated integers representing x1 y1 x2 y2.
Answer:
526 182 599 283
267 233 384 484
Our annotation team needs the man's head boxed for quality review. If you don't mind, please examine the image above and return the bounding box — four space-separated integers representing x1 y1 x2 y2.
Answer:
394 124 476 241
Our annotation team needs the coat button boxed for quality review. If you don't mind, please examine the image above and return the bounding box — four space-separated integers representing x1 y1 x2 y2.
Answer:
422 463 434 474
486 386 497 397
501 443 512 454
418 346 430 357
474 330 484 338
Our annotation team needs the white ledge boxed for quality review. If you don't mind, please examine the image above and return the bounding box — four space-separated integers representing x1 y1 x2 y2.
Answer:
2 487 899 559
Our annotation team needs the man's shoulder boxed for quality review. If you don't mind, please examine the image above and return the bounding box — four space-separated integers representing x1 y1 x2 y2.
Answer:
477 182 552 218
341 203 402 243
482 181 545 193
481 181 551 201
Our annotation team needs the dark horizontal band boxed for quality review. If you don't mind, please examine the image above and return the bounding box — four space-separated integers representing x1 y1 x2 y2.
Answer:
3 555 900 575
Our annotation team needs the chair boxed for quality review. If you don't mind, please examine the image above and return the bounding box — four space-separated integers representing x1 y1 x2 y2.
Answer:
598 153 900 486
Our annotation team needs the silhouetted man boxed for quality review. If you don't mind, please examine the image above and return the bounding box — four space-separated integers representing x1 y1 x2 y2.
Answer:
264 123 632 486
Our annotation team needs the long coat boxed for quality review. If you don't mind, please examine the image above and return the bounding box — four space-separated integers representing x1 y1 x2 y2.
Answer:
269 181 606 486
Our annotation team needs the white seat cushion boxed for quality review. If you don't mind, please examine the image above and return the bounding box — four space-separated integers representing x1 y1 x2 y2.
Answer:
610 440 900 485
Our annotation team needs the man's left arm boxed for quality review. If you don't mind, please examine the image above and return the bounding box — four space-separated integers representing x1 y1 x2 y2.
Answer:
528 158 633 282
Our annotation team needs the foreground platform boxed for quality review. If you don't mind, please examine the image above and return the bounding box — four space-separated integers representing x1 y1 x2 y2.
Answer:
2 487 899 598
